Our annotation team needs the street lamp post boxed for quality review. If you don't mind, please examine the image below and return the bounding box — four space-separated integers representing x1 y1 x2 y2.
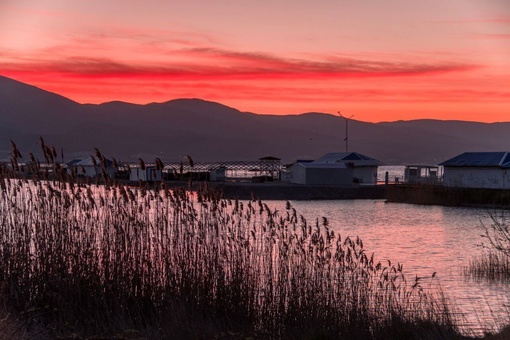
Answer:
338 112 354 152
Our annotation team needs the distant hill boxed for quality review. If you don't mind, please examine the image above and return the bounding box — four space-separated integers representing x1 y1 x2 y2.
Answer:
1 75 509 165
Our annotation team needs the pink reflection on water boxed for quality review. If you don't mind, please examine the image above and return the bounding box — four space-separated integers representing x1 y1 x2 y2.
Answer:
264 199 510 335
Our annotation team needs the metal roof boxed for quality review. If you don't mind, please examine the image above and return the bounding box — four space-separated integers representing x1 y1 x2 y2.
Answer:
313 152 384 166
405 164 440 168
66 159 82 166
295 162 348 169
66 157 113 167
439 152 510 168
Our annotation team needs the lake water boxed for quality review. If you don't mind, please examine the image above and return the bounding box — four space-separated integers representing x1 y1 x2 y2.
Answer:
262 198 510 336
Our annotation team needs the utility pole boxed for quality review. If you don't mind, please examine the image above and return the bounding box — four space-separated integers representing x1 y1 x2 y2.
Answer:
338 112 354 152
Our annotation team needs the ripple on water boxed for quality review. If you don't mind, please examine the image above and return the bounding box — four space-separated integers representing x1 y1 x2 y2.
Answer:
264 199 510 336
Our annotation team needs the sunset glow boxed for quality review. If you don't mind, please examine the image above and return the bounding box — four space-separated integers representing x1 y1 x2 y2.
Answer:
1 1 509 122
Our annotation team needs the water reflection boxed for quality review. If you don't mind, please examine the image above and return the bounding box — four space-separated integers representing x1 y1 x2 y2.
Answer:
264 199 510 335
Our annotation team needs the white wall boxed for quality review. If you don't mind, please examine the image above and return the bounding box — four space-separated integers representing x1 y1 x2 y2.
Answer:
210 168 226 182
82 165 99 178
78 165 116 179
148 168 162 181
290 164 307 184
130 167 162 181
290 164 353 185
443 167 510 189
353 167 378 184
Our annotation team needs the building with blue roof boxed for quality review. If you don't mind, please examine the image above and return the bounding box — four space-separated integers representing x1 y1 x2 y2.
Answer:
289 162 354 185
439 152 510 189
66 157 117 179
312 152 384 184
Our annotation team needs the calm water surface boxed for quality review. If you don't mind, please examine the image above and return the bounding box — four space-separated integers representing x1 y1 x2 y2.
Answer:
264 198 510 335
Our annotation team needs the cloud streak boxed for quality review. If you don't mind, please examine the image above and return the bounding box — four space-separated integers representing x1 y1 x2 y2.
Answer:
0 47 478 81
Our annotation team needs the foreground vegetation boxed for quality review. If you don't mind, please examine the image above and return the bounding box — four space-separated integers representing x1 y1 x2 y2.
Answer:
464 212 510 283
463 251 510 283
0 142 463 339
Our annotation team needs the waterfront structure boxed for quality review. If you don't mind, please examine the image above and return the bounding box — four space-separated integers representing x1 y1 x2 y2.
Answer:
439 152 510 189
129 165 162 182
313 152 384 184
404 165 442 184
162 157 282 182
290 162 353 185
256 156 281 181
66 157 116 179
209 166 226 182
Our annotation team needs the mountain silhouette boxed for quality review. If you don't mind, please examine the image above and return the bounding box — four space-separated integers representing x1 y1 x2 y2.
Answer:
1 75 509 165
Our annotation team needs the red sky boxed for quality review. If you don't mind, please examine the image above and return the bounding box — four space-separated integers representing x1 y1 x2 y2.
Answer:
1 1 509 122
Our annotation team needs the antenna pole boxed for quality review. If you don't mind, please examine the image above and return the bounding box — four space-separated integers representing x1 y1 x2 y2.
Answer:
338 112 354 152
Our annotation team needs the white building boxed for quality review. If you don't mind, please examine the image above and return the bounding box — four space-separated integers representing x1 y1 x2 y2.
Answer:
129 166 162 182
209 166 226 182
66 157 117 179
404 165 442 184
290 162 353 185
439 152 510 189
312 152 384 184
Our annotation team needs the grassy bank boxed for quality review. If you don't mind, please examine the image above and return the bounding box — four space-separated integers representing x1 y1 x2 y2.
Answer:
0 146 464 339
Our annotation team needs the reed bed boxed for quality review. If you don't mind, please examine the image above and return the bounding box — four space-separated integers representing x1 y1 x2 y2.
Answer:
464 212 510 283
463 251 510 282
0 146 460 339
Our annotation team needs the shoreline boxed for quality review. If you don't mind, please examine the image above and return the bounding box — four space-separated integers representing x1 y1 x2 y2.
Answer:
15 174 510 208
181 181 387 201
386 184 510 210
161 181 510 209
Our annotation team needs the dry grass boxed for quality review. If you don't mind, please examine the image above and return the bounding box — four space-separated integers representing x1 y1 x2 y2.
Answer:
464 212 510 283
463 251 510 283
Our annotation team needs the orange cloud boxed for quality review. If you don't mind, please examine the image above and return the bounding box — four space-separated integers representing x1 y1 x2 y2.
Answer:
0 47 479 81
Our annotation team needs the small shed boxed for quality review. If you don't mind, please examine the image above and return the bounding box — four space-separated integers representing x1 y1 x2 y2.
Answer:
210 166 226 182
66 157 116 179
439 152 510 189
281 160 313 182
290 162 353 185
313 152 384 184
404 165 441 184
129 166 162 182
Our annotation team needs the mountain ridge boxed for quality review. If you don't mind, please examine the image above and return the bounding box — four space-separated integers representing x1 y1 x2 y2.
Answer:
1 75 508 164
